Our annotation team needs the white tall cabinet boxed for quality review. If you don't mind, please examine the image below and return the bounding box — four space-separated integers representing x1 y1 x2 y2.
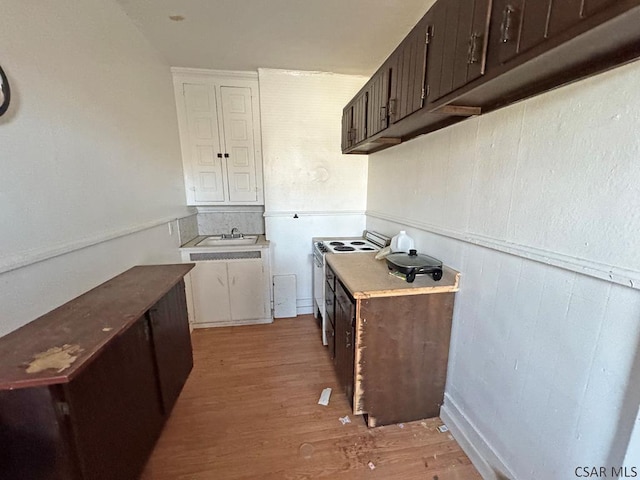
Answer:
172 68 264 205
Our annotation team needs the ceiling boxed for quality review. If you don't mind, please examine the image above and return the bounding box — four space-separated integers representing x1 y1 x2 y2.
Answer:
114 0 436 76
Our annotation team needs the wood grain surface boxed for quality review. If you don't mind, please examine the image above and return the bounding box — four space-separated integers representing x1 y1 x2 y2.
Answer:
0 264 194 390
140 317 480 480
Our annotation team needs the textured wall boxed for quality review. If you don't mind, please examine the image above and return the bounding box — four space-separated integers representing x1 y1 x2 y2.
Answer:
0 0 188 335
258 69 368 312
367 60 640 479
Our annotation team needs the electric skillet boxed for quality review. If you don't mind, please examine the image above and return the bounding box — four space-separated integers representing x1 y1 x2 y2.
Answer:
386 249 443 283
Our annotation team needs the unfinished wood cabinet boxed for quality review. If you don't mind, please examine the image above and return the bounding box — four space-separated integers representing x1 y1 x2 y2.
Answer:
0 264 194 480
326 254 459 427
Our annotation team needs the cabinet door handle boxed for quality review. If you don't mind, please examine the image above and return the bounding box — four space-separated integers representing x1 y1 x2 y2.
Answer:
217 153 223 158
379 105 387 123
500 5 518 43
224 153 229 158
388 98 397 119
468 33 482 64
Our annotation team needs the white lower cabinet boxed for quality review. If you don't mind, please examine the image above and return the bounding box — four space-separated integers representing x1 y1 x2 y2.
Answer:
181 246 272 328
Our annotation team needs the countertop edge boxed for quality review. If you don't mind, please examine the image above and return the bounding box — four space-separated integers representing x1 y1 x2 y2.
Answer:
326 253 460 299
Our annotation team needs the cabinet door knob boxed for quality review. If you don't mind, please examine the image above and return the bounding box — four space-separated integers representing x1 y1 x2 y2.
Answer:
217 153 223 158
224 153 229 158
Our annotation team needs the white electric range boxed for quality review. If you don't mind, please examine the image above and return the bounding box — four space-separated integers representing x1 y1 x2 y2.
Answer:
312 230 390 345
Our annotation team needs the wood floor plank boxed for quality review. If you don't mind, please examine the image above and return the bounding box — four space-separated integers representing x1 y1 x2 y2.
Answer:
141 316 481 480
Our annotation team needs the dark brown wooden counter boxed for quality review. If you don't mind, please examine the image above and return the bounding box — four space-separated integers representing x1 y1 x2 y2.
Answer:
0 263 194 480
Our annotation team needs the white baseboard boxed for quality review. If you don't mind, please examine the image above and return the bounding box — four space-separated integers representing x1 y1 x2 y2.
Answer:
440 393 517 480
191 317 273 328
296 297 314 316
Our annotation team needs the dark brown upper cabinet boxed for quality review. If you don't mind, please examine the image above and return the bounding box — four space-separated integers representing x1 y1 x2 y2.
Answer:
388 17 430 124
342 0 640 154
583 0 617 17
366 65 391 137
341 91 368 152
426 0 492 103
487 0 587 66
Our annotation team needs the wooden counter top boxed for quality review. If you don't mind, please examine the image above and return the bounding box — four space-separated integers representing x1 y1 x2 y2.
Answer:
0 263 194 391
326 253 459 299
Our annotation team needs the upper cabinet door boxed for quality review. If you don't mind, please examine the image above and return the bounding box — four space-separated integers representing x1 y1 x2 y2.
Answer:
582 0 616 17
488 0 590 67
219 86 258 203
341 91 368 151
389 19 429 123
487 0 525 65
352 91 368 144
183 83 226 203
367 66 391 137
547 0 585 37
426 0 491 103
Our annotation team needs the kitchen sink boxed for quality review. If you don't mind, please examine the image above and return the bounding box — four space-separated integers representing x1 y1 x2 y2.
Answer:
196 235 259 247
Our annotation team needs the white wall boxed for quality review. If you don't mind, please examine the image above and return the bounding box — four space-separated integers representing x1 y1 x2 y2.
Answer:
258 69 368 313
366 60 640 479
0 0 189 336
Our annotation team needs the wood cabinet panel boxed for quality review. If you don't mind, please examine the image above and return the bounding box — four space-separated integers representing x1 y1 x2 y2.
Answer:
357 294 455 427
518 1 551 55
341 92 368 150
0 265 194 480
148 280 193 414
583 0 616 16
367 67 391 137
342 0 640 154
427 0 490 102
0 386 78 480
547 0 585 37
390 20 428 124
487 0 524 65
66 318 164 480
334 280 355 407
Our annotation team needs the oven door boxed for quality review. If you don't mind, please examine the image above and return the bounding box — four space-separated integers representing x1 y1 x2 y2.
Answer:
312 247 327 345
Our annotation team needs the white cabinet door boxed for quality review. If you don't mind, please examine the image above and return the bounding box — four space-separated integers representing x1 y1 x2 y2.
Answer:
190 261 231 324
183 83 226 203
219 86 258 203
173 69 264 206
228 260 266 321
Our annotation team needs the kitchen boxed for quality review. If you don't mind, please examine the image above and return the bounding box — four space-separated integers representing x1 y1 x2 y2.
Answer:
1 1 640 479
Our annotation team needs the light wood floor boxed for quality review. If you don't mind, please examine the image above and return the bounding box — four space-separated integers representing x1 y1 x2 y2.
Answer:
141 316 481 480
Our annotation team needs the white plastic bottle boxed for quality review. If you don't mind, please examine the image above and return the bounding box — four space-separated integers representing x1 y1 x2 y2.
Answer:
390 230 415 252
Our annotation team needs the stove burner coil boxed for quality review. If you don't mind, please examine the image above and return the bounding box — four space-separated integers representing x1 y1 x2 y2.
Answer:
329 241 345 246
334 246 356 252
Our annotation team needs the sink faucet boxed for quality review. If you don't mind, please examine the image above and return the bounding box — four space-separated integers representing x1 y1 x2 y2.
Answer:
230 227 242 238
